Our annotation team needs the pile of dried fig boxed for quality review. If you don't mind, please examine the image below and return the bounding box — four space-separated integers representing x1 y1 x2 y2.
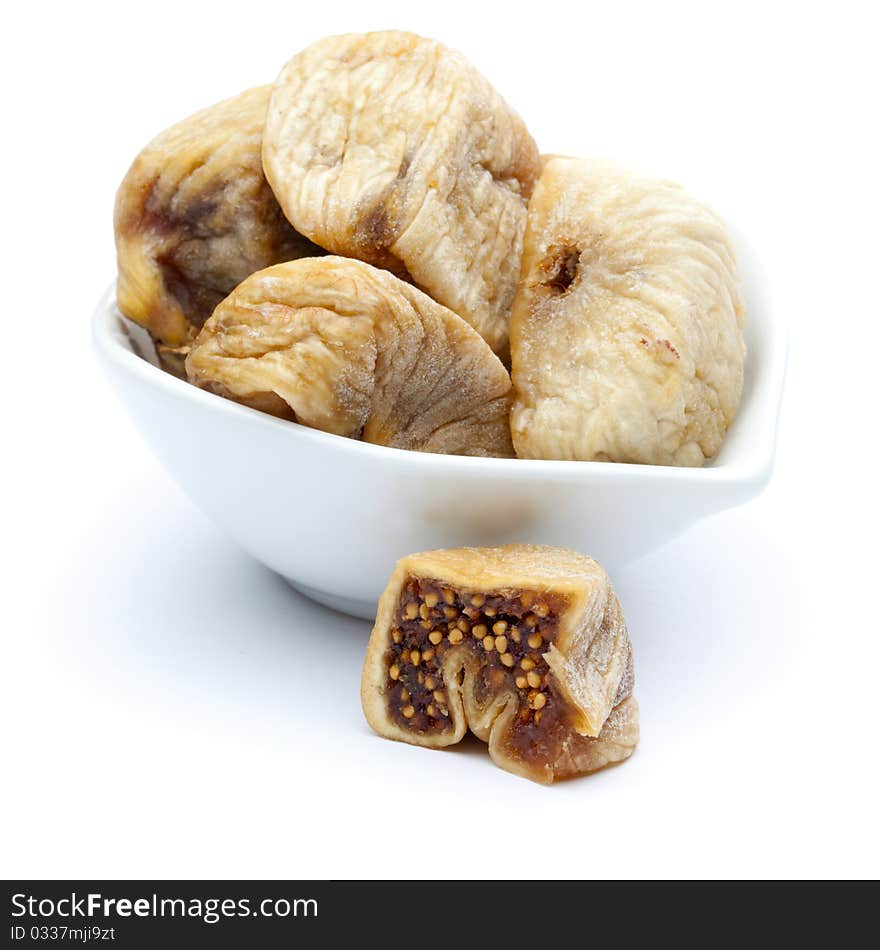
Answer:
115 30 746 466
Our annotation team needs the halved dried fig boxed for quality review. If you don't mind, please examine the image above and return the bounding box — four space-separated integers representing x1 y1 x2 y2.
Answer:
114 86 320 349
185 257 514 457
510 157 746 465
262 31 540 358
361 544 638 784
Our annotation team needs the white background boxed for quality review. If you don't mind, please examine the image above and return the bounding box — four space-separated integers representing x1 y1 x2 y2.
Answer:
3 0 878 879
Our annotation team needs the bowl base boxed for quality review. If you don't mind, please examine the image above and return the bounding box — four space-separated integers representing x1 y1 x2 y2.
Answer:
287 579 377 621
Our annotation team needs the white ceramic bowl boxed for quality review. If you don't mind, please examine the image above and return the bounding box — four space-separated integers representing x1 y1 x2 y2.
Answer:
93 255 785 619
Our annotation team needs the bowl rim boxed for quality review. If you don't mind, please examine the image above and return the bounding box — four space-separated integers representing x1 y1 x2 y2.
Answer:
93 279 787 489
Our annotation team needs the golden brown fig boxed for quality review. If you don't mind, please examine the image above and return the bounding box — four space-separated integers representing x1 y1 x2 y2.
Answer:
361 545 638 783
185 257 514 457
114 86 320 349
510 157 746 465
263 31 540 358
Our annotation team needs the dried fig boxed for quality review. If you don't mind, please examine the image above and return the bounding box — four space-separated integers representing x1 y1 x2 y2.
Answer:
262 31 540 358
114 86 320 349
510 157 746 465
185 257 514 457
361 544 638 784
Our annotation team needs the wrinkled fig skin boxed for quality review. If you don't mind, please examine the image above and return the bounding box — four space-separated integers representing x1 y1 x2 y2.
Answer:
114 86 321 348
361 545 639 784
510 157 746 465
185 257 514 457
263 31 540 358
